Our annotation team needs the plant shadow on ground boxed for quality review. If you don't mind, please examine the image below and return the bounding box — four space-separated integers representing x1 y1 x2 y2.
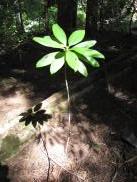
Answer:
19 102 52 128
0 163 10 182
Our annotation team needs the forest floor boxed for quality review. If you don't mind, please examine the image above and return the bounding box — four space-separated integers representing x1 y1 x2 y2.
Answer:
0 31 137 181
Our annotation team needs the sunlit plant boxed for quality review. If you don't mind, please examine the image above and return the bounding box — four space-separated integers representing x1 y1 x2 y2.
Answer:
33 24 105 152
33 24 105 75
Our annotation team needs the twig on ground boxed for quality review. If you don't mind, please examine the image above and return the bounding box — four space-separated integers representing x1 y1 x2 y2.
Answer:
123 155 137 165
110 154 137 182
111 167 118 182
40 132 51 182
40 136 85 181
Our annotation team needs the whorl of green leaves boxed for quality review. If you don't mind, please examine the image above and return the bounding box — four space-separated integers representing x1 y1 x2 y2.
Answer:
33 24 105 77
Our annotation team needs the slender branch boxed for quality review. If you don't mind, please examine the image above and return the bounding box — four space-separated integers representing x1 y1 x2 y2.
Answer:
64 64 71 154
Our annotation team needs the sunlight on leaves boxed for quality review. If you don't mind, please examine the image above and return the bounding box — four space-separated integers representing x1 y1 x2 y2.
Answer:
33 23 105 77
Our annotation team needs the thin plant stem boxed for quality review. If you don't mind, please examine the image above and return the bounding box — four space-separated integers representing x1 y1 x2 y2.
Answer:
64 64 71 154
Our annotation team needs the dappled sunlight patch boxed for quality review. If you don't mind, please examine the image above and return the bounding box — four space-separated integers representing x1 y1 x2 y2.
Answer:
0 77 34 98
46 140 68 167
0 76 46 137
0 80 32 123
0 91 30 135
8 141 54 181
4 111 111 181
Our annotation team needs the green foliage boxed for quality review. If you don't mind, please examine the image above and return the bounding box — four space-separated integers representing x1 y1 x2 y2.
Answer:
74 40 97 48
24 0 41 20
33 24 105 77
50 52 65 74
77 9 86 27
66 51 79 72
52 23 67 45
36 52 59 67
33 36 64 48
68 30 85 47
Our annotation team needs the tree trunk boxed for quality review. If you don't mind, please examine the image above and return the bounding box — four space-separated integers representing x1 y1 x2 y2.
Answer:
43 0 49 32
14 0 24 34
85 0 98 36
57 0 78 34
99 0 104 31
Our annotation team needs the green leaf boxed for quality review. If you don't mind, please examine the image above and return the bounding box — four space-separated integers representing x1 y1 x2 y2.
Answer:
36 52 59 68
33 36 64 49
71 47 105 60
71 47 91 57
68 30 85 47
86 56 100 68
66 50 88 76
77 60 88 77
89 50 105 59
66 51 79 71
75 51 100 68
50 52 65 74
52 24 67 45
73 40 97 48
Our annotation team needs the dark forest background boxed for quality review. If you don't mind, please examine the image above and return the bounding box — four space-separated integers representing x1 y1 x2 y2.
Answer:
0 0 137 54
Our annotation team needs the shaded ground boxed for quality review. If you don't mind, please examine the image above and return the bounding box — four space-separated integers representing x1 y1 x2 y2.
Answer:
0 31 137 181
2 76 137 181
